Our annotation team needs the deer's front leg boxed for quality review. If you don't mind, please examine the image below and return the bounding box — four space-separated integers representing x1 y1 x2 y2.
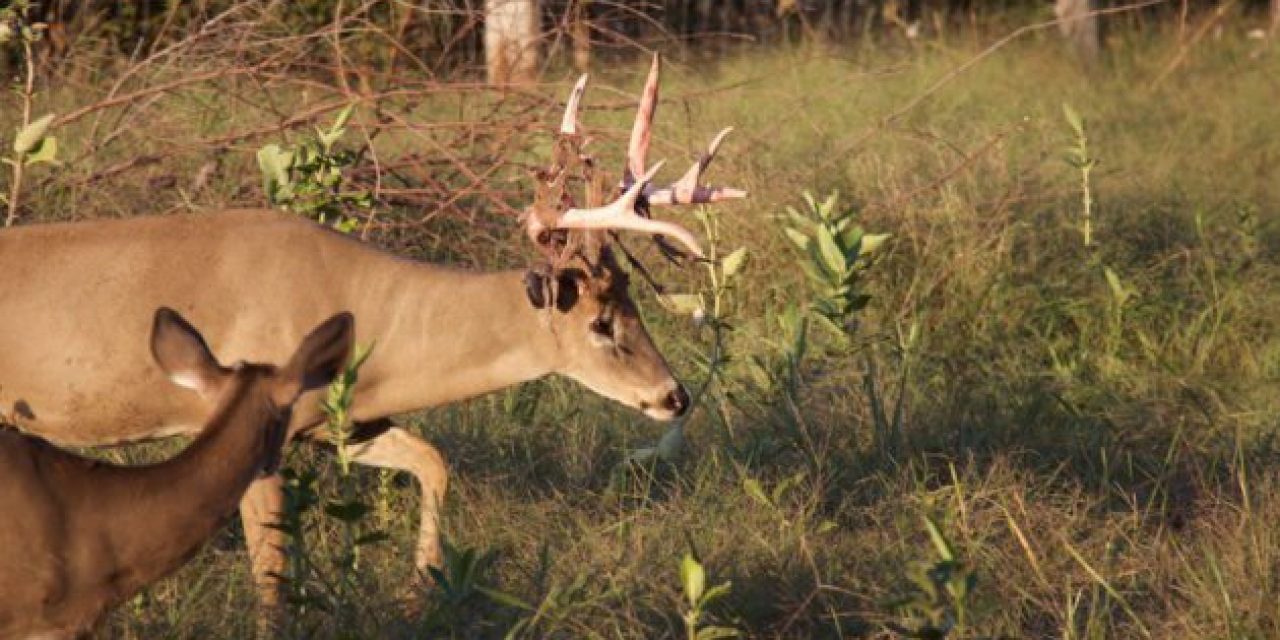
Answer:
239 473 287 631
347 425 449 578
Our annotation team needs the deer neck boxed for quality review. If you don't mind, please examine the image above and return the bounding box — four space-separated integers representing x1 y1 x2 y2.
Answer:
101 380 274 585
348 266 566 421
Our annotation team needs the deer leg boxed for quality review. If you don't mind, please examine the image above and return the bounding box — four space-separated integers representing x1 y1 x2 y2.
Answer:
346 424 449 579
239 473 286 631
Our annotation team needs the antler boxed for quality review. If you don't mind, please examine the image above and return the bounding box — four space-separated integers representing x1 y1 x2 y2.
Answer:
623 53 748 206
556 161 706 259
526 68 710 259
560 73 589 136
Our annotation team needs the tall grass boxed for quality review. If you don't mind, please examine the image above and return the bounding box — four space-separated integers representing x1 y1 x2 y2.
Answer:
6 18 1280 638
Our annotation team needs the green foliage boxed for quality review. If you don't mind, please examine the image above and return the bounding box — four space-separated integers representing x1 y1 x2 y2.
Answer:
886 516 977 639
1 0 56 227
257 104 370 232
783 190 889 340
486 570 615 639
275 344 387 635
618 205 750 481
323 342 376 475
0 1 39 48
1063 102 1098 248
418 541 503 632
679 553 739 640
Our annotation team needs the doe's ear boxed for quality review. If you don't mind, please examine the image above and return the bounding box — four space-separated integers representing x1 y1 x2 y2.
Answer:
274 312 355 405
150 307 229 399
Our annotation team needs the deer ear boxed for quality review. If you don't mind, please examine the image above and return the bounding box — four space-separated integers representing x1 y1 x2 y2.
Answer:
150 307 229 399
274 312 355 405
524 270 550 309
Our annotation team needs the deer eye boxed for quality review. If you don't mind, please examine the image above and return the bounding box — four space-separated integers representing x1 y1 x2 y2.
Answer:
589 317 614 339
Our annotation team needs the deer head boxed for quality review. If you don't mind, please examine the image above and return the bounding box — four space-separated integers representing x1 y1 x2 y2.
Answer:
151 307 355 474
520 55 745 421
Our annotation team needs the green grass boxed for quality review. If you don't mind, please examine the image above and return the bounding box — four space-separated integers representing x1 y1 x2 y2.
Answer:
7 18 1280 639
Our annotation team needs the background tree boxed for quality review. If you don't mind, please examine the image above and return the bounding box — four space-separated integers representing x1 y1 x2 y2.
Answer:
485 0 540 84
1056 0 1101 63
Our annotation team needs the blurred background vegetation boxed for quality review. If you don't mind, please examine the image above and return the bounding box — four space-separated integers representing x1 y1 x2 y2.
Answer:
4 0 1280 638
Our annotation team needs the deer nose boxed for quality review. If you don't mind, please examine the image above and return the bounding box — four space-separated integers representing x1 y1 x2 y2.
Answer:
662 385 690 417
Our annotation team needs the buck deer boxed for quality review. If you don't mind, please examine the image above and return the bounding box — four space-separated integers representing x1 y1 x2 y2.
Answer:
0 308 354 639
0 54 744 617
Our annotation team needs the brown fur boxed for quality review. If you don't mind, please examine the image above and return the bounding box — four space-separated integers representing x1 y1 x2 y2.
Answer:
0 209 685 616
0 309 353 639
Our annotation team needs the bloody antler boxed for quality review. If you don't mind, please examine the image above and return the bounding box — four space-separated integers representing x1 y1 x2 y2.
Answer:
622 54 748 207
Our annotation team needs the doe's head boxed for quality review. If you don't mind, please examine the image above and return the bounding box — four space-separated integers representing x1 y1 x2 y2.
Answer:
149 307 354 473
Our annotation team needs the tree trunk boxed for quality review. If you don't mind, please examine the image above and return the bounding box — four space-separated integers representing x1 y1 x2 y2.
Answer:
1055 0 1100 63
485 0 540 84
1271 0 1280 36
570 0 591 73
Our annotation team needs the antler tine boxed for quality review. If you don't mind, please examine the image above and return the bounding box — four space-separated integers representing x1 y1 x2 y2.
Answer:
646 127 748 205
557 161 706 259
626 53 661 184
560 74 590 136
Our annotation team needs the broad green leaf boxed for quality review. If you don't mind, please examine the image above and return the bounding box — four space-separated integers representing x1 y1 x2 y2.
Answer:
816 224 847 278
1062 102 1084 136
664 293 704 316
701 581 733 605
257 144 293 186
858 233 891 257
773 472 803 504
838 222 864 250
923 515 956 561
819 190 839 220
477 586 535 611
783 227 810 250
24 135 57 165
800 190 817 215
680 553 706 607
331 103 355 133
0 23 12 45
785 206 813 230
13 113 55 155
721 246 748 278
812 313 850 340
1103 266 1133 305
745 357 773 391
742 477 770 507
318 105 354 149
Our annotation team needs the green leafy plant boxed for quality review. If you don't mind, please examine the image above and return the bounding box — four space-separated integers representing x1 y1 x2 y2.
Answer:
782 190 900 455
1063 103 1098 248
620 204 749 475
2 0 58 227
274 344 386 636
485 571 612 639
257 104 370 232
417 541 501 631
782 190 889 341
886 515 977 639
679 552 739 640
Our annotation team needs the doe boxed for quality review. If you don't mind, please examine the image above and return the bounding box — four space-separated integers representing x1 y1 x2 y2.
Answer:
0 307 353 639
